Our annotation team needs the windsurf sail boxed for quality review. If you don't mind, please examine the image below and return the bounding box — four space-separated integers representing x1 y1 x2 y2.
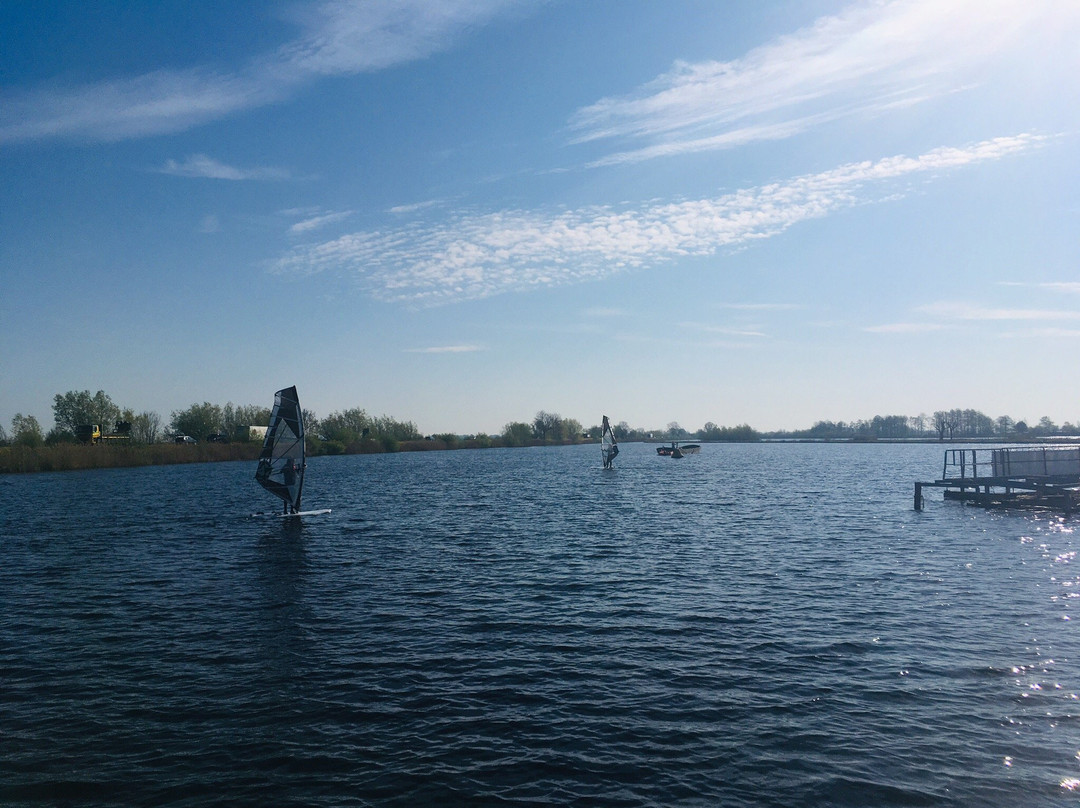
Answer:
255 386 305 514
601 415 619 469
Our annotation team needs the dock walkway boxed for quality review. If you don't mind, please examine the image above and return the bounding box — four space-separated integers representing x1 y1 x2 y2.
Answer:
915 445 1080 513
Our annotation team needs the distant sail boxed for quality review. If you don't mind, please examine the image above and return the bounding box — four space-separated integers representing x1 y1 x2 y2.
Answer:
601 415 619 469
255 386 305 513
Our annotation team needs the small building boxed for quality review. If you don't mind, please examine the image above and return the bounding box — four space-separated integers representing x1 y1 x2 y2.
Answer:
239 425 269 442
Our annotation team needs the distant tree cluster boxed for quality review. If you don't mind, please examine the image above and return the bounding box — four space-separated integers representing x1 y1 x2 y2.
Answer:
0 389 419 452
783 409 1077 441
3 392 1076 453
317 407 420 453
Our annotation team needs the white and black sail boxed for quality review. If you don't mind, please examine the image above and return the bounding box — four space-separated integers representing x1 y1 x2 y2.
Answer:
255 386 306 514
601 415 619 469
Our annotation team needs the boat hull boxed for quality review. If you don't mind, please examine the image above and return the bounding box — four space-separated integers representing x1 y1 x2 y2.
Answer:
657 443 700 456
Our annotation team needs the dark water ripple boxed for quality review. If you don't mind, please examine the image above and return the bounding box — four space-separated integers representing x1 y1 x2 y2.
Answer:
2 443 1079 806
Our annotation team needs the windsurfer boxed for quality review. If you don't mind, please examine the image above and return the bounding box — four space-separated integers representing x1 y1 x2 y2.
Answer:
601 415 619 469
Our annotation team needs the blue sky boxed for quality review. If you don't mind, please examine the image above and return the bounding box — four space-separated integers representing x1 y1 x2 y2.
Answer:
2 0 1078 435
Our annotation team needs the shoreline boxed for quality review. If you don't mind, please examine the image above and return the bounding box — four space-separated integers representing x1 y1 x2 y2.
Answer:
4 436 1073 475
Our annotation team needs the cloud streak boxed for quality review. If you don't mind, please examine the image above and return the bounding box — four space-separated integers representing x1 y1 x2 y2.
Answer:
0 0 520 145
868 299 1080 335
289 210 355 233
998 281 1080 295
570 0 1080 164
273 134 1044 305
160 154 292 180
403 344 484 353
916 301 1080 321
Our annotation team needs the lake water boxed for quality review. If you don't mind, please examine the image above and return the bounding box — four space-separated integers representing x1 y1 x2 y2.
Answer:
2 442 1078 806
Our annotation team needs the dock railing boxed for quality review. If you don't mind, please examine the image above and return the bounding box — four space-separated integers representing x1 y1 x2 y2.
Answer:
942 446 1080 482
917 445 1080 511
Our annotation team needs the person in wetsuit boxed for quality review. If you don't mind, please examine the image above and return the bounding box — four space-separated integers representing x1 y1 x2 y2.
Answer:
282 457 297 514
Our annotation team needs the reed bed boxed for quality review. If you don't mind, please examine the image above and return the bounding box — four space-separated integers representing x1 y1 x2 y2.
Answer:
0 443 261 474
1 436 584 474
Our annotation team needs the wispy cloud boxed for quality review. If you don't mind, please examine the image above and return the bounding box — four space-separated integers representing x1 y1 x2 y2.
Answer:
273 134 1044 305
403 344 484 353
869 298 1080 334
680 321 767 338
570 0 1080 164
1 0 521 145
583 306 629 317
1022 327 1080 338
389 199 446 214
289 210 354 233
917 301 1080 321
159 154 292 180
998 281 1080 294
717 303 803 311
863 322 950 334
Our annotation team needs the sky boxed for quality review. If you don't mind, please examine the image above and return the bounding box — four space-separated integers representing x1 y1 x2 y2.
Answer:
2 0 1079 435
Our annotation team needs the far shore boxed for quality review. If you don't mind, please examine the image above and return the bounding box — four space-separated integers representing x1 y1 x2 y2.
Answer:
0 437 467 475
2 435 1074 475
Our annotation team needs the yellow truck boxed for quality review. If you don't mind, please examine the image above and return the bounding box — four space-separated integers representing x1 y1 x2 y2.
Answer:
77 422 132 444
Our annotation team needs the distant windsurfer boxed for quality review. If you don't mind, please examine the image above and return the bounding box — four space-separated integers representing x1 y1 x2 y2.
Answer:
601 415 619 469
604 442 619 469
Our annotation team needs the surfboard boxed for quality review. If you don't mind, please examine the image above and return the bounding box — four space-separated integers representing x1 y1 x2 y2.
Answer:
251 508 332 519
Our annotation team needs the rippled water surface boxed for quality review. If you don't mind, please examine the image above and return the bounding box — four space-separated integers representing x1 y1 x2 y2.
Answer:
2 443 1079 806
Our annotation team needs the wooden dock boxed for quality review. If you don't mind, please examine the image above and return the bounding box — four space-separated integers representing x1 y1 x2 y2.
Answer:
915 445 1080 513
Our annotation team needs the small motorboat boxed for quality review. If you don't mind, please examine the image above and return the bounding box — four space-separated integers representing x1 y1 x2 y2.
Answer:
657 441 700 457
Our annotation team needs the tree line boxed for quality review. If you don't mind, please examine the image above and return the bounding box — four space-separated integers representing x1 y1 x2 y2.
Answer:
0 390 421 452
1 391 1076 450
781 410 1077 441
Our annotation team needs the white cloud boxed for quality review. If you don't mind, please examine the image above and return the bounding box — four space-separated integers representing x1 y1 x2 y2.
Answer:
160 154 292 180
278 0 517 76
570 0 1080 164
1 67 283 144
0 0 521 145
273 134 1044 304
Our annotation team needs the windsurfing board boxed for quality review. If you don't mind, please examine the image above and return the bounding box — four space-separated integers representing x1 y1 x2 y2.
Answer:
251 508 332 518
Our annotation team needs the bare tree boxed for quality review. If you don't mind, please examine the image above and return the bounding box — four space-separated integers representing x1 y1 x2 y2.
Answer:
533 410 562 443
131 411 162 444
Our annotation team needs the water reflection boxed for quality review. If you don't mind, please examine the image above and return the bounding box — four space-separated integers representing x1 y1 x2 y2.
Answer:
254 520 312 686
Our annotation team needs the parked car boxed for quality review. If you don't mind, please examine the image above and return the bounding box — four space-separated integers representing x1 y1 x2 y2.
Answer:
206 433 228 443
175 435 197 444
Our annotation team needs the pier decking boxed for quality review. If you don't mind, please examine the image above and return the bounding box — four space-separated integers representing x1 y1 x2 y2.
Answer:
915 445 1080 513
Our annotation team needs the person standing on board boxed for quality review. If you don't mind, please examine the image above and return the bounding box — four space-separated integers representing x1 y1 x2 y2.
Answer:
282 458 297 514
602 416 619 469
